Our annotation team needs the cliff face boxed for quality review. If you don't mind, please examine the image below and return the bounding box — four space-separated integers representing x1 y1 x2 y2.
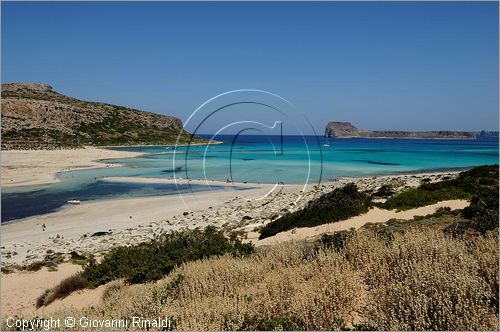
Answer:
1 83 203 149
325 121 477 139
324 122 367 138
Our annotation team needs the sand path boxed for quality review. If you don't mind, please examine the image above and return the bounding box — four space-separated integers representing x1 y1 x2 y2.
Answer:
249 199 469 245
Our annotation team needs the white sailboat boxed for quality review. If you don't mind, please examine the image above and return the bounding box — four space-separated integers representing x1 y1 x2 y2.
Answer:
323 136 330 147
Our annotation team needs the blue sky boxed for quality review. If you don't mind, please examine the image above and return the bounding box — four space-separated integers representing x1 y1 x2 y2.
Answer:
2 1 498 133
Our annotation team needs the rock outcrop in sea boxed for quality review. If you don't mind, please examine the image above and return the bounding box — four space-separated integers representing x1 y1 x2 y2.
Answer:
324 121 477 139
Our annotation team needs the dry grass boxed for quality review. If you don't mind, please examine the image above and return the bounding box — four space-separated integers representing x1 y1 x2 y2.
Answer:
364 230 498 330
35 273 89 308
101 279 126 301
35 230 499 330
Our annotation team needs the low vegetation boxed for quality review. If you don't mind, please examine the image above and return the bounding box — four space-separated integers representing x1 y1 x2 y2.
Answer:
36 227 254 307
82 226 254 287
372 184 395 198
259 165 498 240
25 252 65 272
0 251 93 274
382 165 498 211
45 228 498 330
259 183 371 239
461 186 499 234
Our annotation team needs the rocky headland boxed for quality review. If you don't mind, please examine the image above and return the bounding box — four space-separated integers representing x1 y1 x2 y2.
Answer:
1 83 206 149
325 121 477 139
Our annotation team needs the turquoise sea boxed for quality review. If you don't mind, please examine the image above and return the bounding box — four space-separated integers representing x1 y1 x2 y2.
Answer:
2 135 498 223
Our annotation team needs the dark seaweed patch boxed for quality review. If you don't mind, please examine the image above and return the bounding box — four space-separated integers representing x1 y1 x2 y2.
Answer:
161 166 184 173
353 159 400 166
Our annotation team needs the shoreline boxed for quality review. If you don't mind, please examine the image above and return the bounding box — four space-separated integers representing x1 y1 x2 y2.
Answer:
101 140 224 148
101 176 264 187
1 168 467 226
1 170 462 266
332 168 465 182
1 178 261 226
0 181 282 265
0 147 489 268
0 170 471 318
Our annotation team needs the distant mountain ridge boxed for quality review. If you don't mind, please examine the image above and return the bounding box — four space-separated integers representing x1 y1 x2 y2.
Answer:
1 83 206 149
325 121 487 139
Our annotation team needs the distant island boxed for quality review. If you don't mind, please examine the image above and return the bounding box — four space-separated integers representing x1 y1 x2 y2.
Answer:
325 121 498 140
1 83 207 150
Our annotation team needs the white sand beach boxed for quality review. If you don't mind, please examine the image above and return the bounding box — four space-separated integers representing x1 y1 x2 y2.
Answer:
1 147 143 187
0 182 279 265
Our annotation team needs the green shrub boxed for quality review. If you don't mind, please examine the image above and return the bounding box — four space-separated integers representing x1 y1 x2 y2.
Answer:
412 206 453 221
69 251 92 266
82 226 254 287
259 183 371 239
372 184 395 198
382 186 469 211
461 187 499 234
445 186 500 237
316 230 355 252
383 165 498 211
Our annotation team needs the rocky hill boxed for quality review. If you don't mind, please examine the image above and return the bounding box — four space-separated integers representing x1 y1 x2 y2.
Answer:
325 121 476 139
1 83 206 149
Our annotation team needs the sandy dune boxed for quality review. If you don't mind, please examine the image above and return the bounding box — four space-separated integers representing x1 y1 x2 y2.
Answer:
1 263 108 318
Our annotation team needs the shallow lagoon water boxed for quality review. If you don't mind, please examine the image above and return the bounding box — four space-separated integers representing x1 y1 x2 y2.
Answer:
2 135 498 222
